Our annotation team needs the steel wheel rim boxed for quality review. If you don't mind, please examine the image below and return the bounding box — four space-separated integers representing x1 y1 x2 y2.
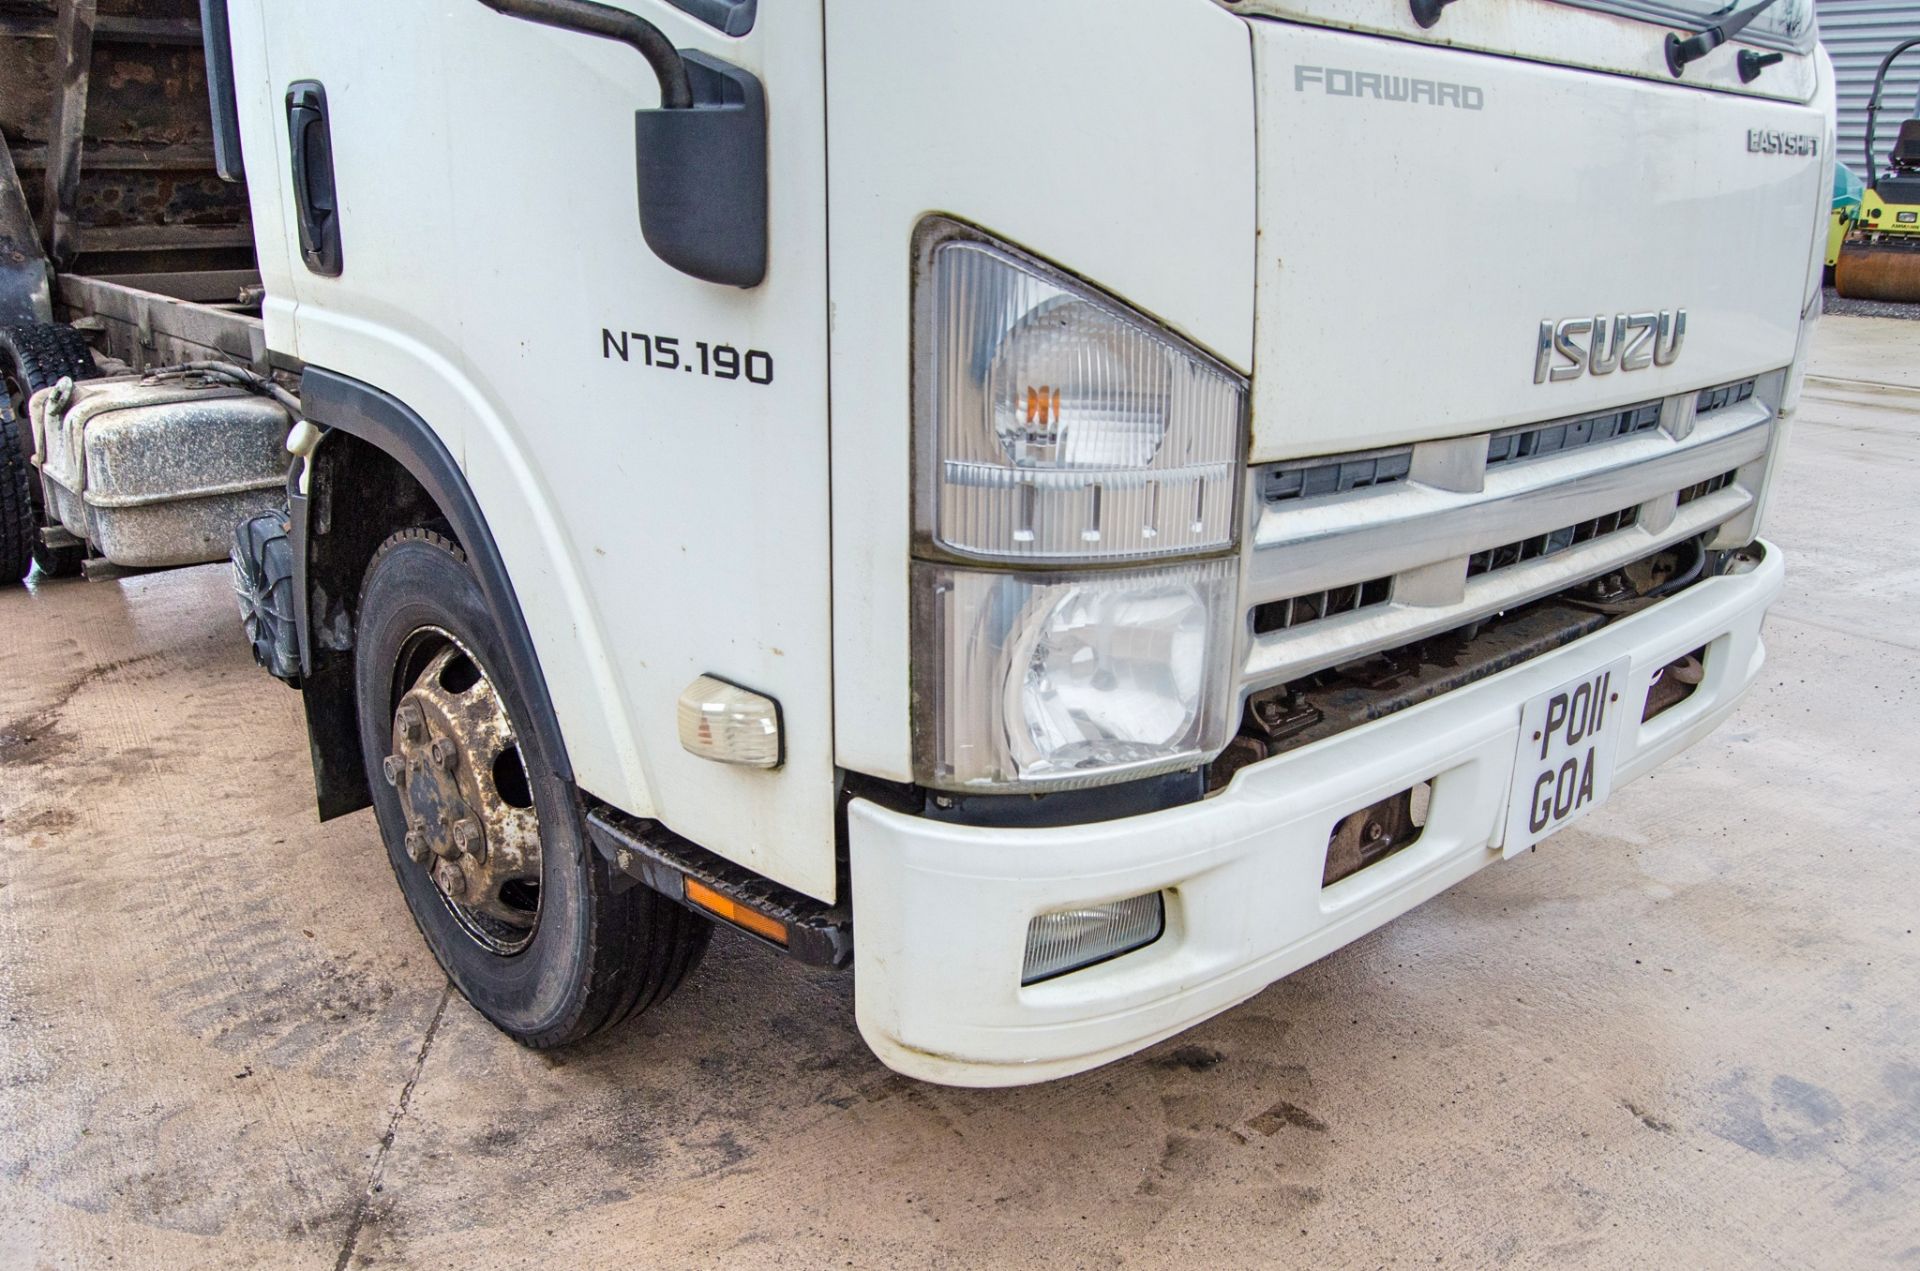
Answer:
384 626 544 956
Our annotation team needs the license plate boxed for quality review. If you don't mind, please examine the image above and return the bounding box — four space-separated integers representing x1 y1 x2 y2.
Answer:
1501 657 1632 858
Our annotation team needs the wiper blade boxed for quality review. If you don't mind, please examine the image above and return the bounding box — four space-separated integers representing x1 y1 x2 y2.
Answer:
1665 0 1785 77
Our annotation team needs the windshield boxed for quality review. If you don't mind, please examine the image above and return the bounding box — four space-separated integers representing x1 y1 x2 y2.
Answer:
1549 0 1815 51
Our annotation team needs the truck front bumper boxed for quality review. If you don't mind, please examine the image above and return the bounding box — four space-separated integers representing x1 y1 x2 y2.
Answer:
848 542 1784 1086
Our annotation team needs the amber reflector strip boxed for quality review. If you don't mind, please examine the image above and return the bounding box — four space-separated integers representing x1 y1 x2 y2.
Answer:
684 878 788 946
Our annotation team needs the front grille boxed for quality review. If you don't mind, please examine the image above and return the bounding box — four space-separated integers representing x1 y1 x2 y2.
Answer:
1486 401 1661 468
1466 506 1638 578
1252 577 1391 635
1241 370 1777 696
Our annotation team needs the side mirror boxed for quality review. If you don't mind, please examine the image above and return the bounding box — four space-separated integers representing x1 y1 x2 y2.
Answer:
634 52 767 288
476 0 768 288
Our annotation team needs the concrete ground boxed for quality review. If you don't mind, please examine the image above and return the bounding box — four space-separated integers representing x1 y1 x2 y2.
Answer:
2 317 1916 1269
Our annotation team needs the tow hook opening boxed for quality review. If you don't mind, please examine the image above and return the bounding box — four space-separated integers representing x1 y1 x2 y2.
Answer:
1323 781 1431 888
1642 646 1708 722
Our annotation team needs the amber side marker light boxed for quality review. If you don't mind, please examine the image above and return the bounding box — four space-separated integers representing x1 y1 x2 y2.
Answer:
684 878 789 946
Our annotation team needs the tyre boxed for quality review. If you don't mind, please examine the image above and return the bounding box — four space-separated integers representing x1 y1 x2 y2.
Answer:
0 323 101 581
232 510 302 682
0 402 34 584
354 528 708 1046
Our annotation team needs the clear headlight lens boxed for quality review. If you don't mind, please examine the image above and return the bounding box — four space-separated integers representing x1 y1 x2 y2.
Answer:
922 233 1245 562
914 558 1237 791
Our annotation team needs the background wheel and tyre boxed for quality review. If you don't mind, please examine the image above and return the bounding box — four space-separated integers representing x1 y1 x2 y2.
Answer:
354 528 709 1046
0 322 101 582
231 510 302 682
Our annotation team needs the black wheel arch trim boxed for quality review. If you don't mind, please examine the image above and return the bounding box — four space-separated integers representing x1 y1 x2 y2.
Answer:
293 366 574 820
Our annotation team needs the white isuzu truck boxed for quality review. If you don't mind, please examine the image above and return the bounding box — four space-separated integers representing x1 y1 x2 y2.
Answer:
195 0 1830 1085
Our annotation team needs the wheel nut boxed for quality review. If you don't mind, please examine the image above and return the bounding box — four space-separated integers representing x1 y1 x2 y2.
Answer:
404 829 430 864
430 738 457 771
382 755 404 787
396 702 425 742
452 818 485 861
434 860 467 898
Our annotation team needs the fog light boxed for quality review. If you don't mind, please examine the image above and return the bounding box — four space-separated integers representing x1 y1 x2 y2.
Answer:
1022 893 1165 984
677 675 782 768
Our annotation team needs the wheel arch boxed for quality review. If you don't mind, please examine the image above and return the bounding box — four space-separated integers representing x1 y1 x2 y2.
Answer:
295 367 578 819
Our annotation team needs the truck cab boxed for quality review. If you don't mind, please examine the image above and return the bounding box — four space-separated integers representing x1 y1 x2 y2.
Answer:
214 0 1830 1084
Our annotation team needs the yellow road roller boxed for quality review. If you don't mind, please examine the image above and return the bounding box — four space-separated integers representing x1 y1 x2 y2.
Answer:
1834 37 1920 302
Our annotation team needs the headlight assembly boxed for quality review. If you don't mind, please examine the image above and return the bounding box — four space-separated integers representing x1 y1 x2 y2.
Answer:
911 221 1248 793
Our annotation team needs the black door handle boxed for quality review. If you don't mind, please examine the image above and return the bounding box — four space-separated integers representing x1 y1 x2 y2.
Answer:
286 81 343 276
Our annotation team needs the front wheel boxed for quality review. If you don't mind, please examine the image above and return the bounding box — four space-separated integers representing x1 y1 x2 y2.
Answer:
354 528 709 1046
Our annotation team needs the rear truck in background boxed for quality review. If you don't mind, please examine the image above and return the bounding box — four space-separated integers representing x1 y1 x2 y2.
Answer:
0 0 295 587
174 0 1836 1086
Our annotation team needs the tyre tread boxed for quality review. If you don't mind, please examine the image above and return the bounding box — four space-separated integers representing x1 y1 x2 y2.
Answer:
1 323 101 388
0 407 34 583
0 323 101 582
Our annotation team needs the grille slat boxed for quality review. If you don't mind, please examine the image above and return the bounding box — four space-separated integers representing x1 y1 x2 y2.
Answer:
1677 470 1737 505
1252 577 1390 635
1487 401 1662 469
1695 379 1756 415
1257 379 1761 515
1466 506 1639 578
1261 449 1412 506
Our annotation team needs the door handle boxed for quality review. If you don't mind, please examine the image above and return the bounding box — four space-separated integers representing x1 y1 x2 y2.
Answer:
285 81 343 276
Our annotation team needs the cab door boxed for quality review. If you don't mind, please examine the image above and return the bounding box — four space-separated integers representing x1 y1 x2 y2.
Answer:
250 1 839 900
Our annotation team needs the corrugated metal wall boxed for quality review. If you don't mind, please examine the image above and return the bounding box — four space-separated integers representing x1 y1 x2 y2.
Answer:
1818 0 1920 176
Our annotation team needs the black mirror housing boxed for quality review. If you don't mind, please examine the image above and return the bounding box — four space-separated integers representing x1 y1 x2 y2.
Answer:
634 52 768 288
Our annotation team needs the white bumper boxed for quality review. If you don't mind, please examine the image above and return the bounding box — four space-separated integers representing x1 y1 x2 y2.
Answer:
849 544 1784 1086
